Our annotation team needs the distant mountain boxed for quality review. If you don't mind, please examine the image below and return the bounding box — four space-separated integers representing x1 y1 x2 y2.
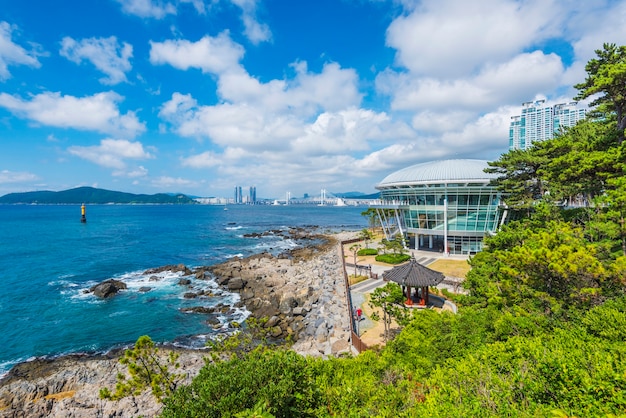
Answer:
0 187 197 204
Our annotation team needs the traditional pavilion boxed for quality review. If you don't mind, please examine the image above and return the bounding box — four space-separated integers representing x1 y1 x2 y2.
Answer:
383 256 445 306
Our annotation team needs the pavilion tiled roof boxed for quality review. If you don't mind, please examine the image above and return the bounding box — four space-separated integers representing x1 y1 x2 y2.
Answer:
383 256 445 287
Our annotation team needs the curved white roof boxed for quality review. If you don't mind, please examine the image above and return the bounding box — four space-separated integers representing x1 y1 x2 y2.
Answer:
377 159 497 188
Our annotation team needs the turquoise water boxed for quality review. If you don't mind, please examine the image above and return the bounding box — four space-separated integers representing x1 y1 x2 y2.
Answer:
0 204 366 375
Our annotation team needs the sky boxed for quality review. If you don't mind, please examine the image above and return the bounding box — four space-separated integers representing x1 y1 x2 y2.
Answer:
1 0 626 199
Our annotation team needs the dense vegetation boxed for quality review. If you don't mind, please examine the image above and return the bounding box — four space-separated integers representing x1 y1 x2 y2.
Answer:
0 186 197 204
113 44 626 417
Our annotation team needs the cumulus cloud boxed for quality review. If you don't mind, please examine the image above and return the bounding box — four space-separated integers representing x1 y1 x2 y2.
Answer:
60 36 133 85
158 59 365 149
114 0 176 19
0 169 39 184
114 165 149 178
0 21 43 80
68 139 154 170
149 33 245 74
181 151 223 168
151 175 199 189
386 0 562 78
0 91 145 138
229 0 272 44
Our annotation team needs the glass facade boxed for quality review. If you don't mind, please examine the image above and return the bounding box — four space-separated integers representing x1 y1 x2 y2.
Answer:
373 160 505 255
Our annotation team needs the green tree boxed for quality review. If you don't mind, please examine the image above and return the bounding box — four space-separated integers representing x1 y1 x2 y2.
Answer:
485 148 547 212
360 208 380 231
575 43 626 141
358 228 374 248
349 243 362 277
369 282 406 342
162 348 321 418
99 335 183 403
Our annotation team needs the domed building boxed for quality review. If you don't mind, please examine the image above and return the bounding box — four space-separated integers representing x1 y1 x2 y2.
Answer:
372 159 506 255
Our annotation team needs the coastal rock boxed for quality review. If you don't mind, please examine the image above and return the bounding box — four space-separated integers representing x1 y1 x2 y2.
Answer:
209 230 356 349
227 277 246 290
0 349 207 418
88 279 127 298
143 263 193 276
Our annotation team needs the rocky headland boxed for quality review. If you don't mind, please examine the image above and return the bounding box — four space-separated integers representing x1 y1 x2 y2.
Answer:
0 229 357 417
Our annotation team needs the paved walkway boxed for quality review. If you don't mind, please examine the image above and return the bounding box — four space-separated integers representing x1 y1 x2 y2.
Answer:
348 249 467 342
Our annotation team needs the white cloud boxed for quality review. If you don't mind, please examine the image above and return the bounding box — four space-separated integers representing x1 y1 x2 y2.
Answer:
291 108 394 156
181 0 206 14
114 165 149 178
60 36 133 85
0 91 145 138
181 151 223 168
229 0 272 44
68 139 154 169
0 21 42 80
0 169 39 184
386 0 562 78
377 51 564 113
149 33 245 75
115 0 176 19
151 175 198 189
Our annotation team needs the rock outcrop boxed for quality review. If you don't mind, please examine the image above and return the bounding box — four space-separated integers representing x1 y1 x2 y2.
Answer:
88 279 127 298
208 231 355 357
0 348 207 418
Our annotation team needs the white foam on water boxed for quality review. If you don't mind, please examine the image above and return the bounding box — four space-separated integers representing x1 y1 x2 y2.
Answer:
223 253 244 259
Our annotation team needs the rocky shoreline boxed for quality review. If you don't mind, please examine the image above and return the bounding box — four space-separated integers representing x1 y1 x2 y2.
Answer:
0 229 357 417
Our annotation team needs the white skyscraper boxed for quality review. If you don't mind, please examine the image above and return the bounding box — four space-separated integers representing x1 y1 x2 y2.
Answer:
509 100 587 150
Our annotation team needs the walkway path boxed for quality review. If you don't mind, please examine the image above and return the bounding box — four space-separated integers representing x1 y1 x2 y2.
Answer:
348 249 464 348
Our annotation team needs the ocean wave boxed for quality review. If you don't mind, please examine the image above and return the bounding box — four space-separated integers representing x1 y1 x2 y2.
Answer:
223 253 244 259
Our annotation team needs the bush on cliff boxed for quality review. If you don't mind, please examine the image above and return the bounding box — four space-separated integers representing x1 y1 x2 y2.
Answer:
100 335 183 403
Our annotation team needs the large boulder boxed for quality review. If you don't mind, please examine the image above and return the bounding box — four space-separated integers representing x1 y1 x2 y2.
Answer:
89 279 127 298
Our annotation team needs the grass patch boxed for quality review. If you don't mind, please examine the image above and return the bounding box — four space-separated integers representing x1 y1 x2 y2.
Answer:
349 275 370 286
428 259 471 278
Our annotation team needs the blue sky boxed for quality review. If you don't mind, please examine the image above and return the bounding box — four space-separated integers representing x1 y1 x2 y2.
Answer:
1 0 625 199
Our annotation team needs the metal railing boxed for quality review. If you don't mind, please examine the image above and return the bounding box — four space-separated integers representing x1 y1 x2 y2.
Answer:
340 238 369 353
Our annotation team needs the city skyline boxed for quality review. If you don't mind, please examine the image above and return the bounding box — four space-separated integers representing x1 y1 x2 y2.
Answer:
1 1 626 199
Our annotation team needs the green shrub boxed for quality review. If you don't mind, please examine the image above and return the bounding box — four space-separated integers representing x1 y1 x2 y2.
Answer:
357 248 378 256
375 253 410 264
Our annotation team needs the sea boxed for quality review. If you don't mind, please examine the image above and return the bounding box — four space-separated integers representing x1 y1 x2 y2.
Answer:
0 203 367 376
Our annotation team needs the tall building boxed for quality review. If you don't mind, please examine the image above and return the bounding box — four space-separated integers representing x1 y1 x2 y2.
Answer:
509 100 587 150
249 186 256 204
234 186 243 204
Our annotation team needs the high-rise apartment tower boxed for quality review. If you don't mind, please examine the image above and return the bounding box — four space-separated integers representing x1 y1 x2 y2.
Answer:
509 100 586 150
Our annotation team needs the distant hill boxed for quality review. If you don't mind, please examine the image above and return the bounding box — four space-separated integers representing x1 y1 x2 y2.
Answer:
0 187 197 204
